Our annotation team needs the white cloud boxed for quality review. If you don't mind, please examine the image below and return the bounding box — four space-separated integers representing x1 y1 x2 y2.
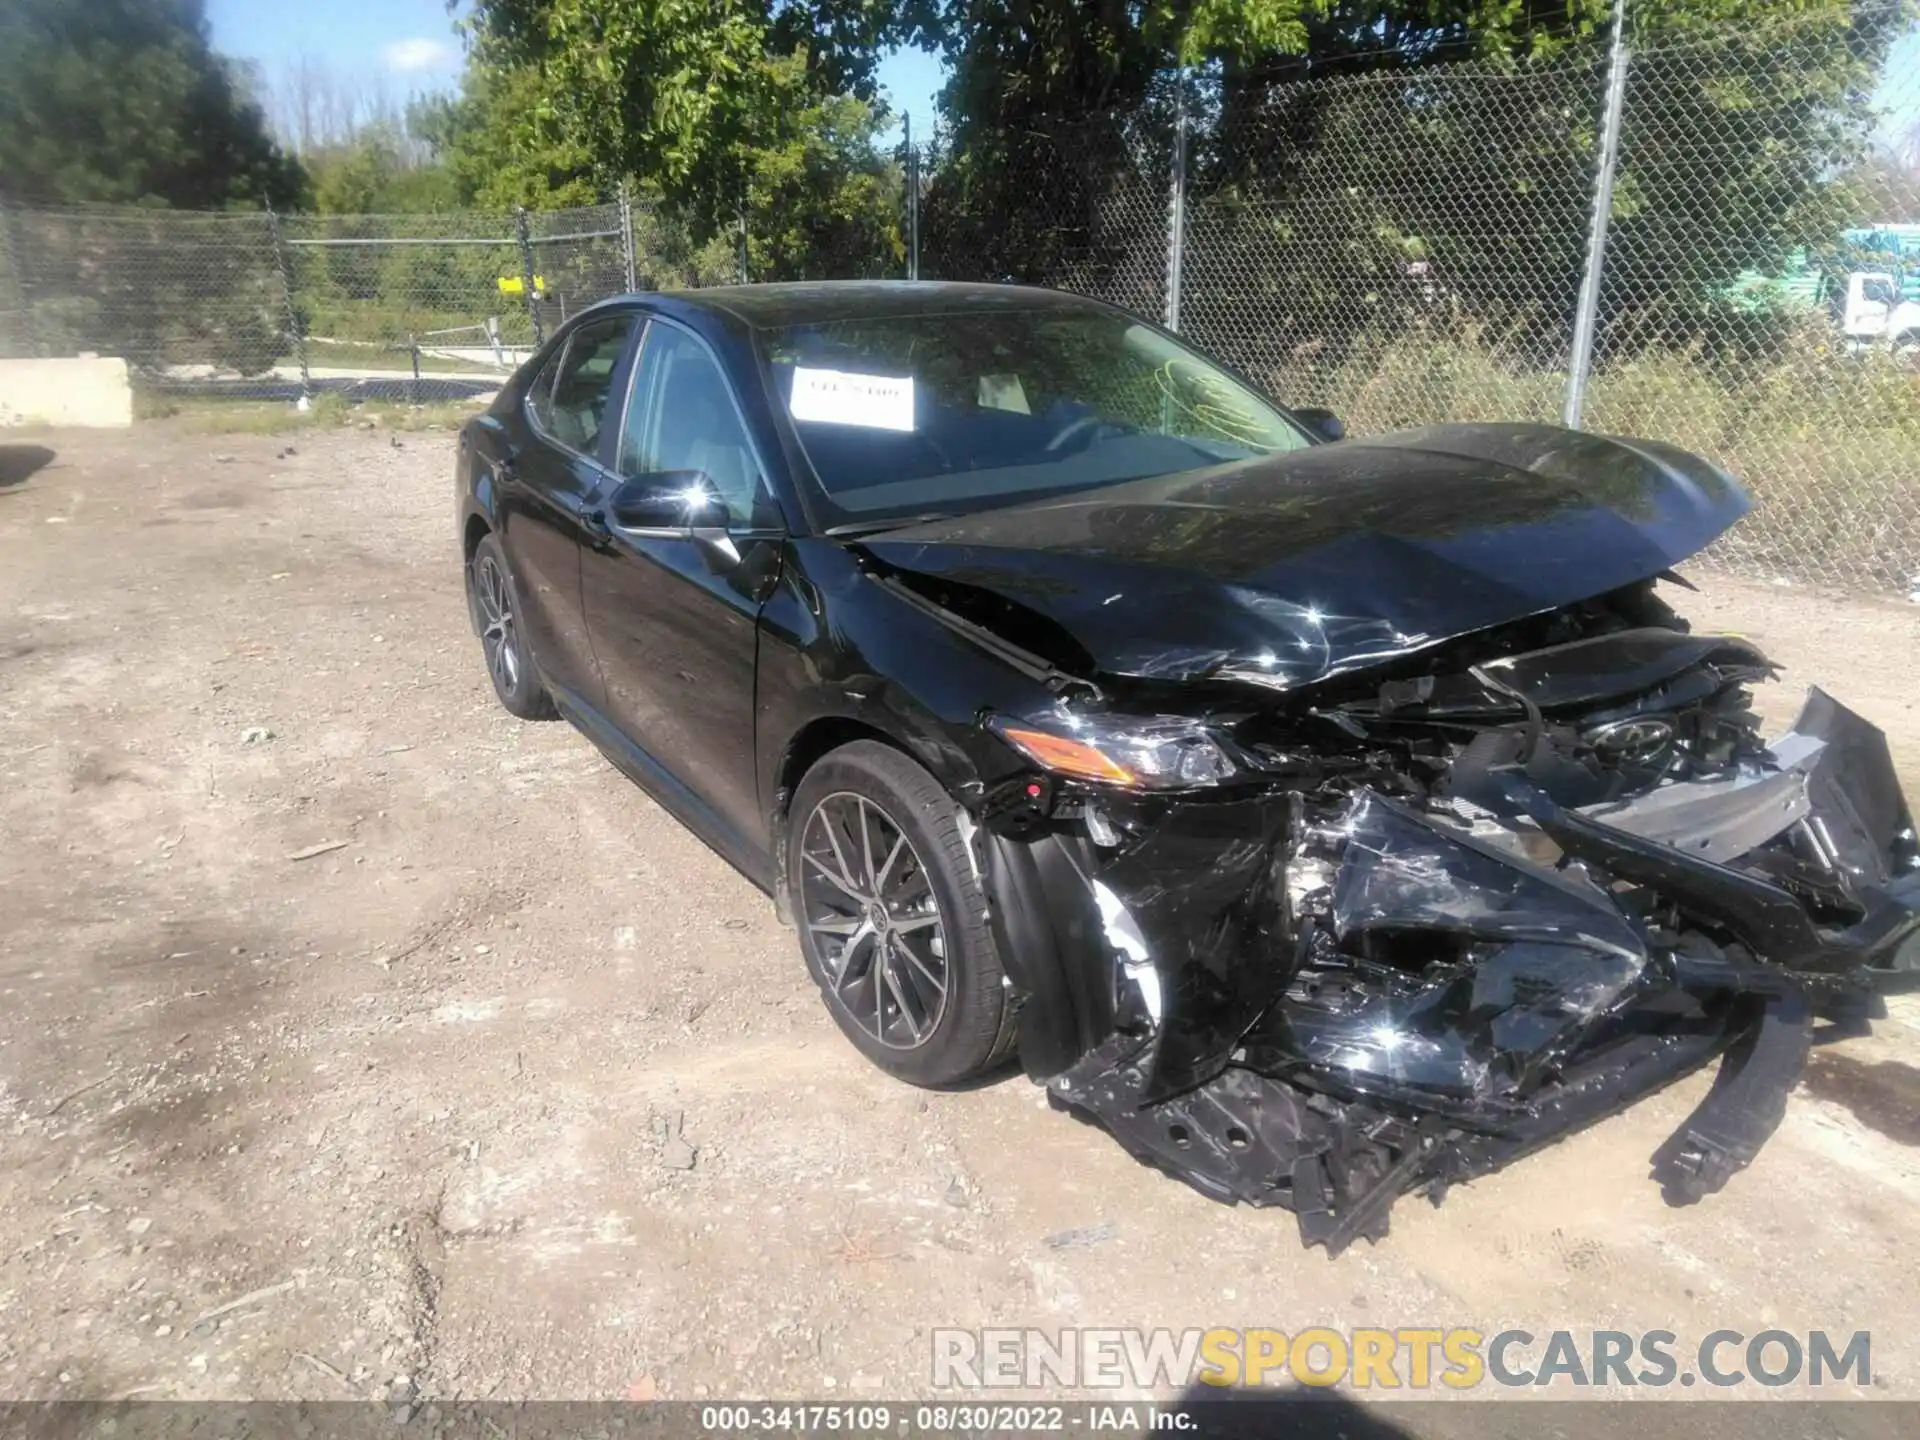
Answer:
381 38 454 74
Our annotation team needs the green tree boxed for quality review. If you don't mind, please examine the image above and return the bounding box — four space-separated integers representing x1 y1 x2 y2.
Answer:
911 0 1912 375
908 1 1620 331
459 0 901 268
0 0 305 208
740 51 904 279
306 126 460 214
1597 3 1916 357
414 65 602 210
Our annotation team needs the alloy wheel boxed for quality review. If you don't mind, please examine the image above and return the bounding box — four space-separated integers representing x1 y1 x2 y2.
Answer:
798 791 950 1050
474 554 519 694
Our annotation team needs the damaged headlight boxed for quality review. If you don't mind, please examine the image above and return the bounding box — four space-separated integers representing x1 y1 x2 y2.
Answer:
989 711 1241 789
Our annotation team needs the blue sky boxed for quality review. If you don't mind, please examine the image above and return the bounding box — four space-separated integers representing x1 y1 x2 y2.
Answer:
875 47 947 142
1875 31 1920 143
205 0 949 139
207 0 468 90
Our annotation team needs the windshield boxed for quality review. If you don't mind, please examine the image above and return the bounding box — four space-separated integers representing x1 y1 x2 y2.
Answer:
761 306 1312 530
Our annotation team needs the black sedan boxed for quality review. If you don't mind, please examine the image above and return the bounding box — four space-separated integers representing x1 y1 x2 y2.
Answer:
456 282 1919 1252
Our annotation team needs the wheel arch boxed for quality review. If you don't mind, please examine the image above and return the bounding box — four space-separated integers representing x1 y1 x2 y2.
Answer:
460 416 512 559
770 716 914 925
459 426 508 637
767 705 981 922
461 512 499 636
463 512 492 562
767 702 1077 1085
775 716 904 812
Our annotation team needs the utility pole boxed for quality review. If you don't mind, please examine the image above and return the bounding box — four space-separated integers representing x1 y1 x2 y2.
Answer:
0 194 43 357
1165 67 1189 333
1564 0 1630 429
618 179 638 293
737 189 750 286
905 113 921 281
514 206 543 346
263 202 311 404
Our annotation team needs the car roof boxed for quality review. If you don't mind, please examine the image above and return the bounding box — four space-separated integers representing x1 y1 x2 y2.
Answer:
634 280 1112 330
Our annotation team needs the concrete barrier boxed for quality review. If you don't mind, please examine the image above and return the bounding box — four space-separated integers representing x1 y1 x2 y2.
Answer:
0 357 134 428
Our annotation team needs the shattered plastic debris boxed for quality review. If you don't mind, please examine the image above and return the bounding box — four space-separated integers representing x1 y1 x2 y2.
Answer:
1283 792 1648 1099
985 606 1920 1254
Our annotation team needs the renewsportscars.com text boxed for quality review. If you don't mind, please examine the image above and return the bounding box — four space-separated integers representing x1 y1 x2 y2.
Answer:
931 1327 1873 1391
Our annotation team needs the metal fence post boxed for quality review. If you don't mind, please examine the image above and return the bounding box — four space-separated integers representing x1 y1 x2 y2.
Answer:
514 206 544 346
905 113 921 281
618 180 638 293
0 193 43 357
1164 66 1189 333
263 202 311 403
1563 0 1630 429
737 188 750 285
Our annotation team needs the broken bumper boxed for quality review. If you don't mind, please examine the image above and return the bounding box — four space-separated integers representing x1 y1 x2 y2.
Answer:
995 690 1920 1254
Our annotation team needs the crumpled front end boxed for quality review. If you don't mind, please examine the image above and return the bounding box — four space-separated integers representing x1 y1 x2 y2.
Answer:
974 612 1920 1254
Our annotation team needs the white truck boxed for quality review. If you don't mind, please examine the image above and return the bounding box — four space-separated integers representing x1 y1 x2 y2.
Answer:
1841 268 1920 351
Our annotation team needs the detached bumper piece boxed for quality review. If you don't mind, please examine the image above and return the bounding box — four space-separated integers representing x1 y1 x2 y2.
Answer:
1050 1042 1451 1254
1038 690 1920 1255
1051 993 1770 1256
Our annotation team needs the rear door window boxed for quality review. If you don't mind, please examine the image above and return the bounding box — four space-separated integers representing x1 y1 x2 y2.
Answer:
524 345 566 434
529 314 637 457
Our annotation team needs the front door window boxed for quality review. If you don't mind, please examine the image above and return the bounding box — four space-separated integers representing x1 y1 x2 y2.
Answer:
617 323 774 528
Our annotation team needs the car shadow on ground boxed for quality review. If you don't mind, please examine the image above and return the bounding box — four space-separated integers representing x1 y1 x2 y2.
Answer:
1161 1387 1906 1440
0 443 56 489
1164 1388 1424 1439
935 1053 1027 1093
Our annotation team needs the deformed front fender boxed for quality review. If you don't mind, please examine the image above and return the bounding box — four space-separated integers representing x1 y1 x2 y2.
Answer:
980 829 1108 1079
979 792 1301 1092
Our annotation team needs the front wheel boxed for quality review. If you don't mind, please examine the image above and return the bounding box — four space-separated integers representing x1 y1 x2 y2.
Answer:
789 741 1015 1087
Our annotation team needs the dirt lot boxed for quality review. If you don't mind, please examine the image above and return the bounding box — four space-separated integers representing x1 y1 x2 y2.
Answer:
2 422 1918 1409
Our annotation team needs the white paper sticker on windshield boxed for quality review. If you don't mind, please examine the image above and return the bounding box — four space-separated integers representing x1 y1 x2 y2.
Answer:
789 366 916 431
978 373 1030 414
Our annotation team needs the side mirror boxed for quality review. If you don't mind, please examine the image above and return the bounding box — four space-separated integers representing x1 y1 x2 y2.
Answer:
606 471 740 569
1294 407 1346 443
608 470 725 529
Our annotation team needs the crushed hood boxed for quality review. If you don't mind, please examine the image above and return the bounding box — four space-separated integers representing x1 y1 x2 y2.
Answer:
860 423 1749 690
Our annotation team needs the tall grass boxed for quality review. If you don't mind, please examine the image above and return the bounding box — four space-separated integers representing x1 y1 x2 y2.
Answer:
1253 321 1920 592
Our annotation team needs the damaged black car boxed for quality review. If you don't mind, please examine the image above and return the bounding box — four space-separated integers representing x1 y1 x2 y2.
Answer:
456 281 1920 1253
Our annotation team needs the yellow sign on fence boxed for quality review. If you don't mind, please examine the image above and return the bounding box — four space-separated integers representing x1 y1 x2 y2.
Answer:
497 275 546 297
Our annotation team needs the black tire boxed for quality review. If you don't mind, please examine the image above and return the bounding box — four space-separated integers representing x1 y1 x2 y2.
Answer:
789 740 1016 1087
467 533 556 720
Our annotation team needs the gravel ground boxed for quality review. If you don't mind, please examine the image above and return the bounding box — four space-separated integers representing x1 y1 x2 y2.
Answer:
1 422 1918 1409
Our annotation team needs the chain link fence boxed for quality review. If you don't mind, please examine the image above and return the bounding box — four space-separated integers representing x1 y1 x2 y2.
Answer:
0 191 739 405
0 204 288 380
282 204 630 394
1583 10 1920 590
918 102 1176 319
1173 52 1607 432
919 4 1920 594
1 5 1916 591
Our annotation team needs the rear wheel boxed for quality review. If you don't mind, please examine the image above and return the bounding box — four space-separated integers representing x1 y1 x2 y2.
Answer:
468 533 555 719
789 741 1015 1087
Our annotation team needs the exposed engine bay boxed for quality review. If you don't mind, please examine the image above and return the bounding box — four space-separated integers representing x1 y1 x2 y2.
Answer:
967 579 1920 1254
